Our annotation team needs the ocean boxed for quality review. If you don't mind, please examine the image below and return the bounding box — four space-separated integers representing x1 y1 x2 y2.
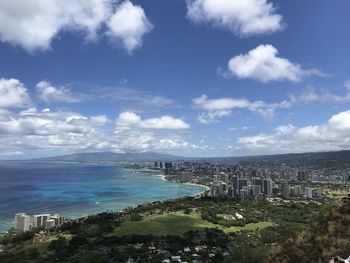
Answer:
0 161 206 232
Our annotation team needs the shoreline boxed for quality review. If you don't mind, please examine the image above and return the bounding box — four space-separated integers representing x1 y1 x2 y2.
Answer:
1 165 208 233
123 166 210 197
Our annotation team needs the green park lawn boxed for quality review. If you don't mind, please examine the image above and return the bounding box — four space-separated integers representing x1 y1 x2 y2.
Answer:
111 211 273 236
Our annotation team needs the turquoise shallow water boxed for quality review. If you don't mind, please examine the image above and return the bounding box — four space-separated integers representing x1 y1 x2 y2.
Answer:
0 161 206 232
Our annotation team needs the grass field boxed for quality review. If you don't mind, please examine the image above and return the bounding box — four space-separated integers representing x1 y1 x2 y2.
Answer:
29 234 72 253
111 211 273 236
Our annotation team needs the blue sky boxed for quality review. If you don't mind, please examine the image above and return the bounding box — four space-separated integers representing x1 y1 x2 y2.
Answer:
0 0 350 159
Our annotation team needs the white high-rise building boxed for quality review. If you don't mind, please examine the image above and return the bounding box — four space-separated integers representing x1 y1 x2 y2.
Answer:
45 219 56 229
50 214 65 226
305 187 313 199
33 214 51 228
14 213 31 232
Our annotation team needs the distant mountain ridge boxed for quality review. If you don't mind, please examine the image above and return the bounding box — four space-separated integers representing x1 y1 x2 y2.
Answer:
37 151 185 162
34 149 350 165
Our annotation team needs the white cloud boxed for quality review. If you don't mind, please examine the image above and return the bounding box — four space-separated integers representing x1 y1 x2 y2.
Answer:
193 95 250 111
90 115 110 126
237 110 350 153
106 0 153 53
0 106 193 156
112 130 190 152
298 88 350 104
140 116 190 130
0 109 93 136
0 0 152 53
36 80 82 103
186 0 283 36
0 78 31 108
115 111 142 128
116 111 190 130
193 94 293 123
198 110 232 124
227 44 325 83
0 0 113 52
33 81 176 108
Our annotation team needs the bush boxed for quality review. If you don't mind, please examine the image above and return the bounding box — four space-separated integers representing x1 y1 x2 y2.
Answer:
130 214 143 221
48 236 67 251
27 248 40 260
68 236 88 251
184 208 192 214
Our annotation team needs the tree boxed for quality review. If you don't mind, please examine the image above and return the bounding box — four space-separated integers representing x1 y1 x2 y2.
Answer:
48 236 67 251
27 248 40 260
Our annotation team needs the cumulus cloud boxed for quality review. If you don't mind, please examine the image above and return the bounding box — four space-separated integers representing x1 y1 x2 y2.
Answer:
0 78 31 108
116 111 190 130
36 80 82 103
112 130 191 152
198 110 232 124
237 110 350 153
0 77 193 156
0 106 192 154
227 44 325 83
193 94 293 123
0 108 103 136
0 0 113 52
106 0 153 53
186 0 283 36
0 0 152 53
90 115 110 126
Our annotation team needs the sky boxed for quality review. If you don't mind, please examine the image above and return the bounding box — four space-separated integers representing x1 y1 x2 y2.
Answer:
0 0 350 159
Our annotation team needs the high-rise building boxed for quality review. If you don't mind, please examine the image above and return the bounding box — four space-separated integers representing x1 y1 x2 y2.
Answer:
263 179 273 197
297 171 308 181
210 181 227 198
239 187 248 201
50 214 65 227
291 185 302 196
164 162 173 175
33 214 51 228
232 176 238 190
218 172 229 184
227 185 236 199
281 181 290 198
45 219 56 229
252 185 262 196
179 172 192 182
305 187 313 199
14 213 31 232
238 179 248 191
252 178 263 192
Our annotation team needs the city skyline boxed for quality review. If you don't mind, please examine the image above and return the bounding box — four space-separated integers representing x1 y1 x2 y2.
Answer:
1 0 350 159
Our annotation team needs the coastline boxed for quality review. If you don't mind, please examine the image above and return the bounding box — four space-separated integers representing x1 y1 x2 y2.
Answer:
1 164 208 233
123 166 209 197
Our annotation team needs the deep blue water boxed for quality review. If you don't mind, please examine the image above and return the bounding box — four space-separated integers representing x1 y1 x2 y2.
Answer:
0 161 206 232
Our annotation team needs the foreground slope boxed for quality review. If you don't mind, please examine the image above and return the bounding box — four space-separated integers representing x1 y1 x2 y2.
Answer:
270 198 350 263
